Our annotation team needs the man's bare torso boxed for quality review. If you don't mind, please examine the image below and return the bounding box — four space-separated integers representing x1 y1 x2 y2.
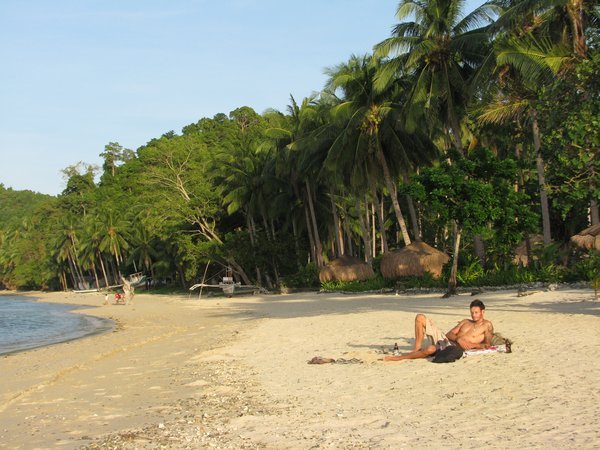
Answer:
448 319 493 350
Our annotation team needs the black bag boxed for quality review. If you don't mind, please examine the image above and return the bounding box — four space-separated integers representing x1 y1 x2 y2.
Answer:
431 345 464 363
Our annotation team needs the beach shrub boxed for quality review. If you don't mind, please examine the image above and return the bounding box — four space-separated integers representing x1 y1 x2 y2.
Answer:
393 272 443 289
566 251 600 282
535 263 567 283
321 275 393 292
281 263 319 289
371 254 383 276
456 257 485 285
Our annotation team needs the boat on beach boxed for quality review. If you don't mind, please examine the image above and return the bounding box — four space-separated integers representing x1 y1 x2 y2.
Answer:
73 272 147 293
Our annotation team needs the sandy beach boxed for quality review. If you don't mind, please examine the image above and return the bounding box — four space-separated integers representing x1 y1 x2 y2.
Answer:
1 287 599 449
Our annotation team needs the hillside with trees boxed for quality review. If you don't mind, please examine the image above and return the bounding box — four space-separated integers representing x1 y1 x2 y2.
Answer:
1 0 598 292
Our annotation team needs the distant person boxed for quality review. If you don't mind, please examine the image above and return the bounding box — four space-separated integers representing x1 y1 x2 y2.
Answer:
384 299 493 361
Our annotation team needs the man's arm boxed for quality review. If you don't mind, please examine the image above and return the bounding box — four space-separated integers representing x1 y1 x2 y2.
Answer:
445 320 467 342
483 321 494 348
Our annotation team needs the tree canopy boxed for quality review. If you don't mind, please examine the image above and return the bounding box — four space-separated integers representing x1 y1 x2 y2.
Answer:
1 1 598 292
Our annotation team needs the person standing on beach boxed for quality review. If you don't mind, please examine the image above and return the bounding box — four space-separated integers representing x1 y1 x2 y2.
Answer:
384 299 493 361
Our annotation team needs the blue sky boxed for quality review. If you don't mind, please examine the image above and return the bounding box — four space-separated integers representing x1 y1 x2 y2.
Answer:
0 0 484 195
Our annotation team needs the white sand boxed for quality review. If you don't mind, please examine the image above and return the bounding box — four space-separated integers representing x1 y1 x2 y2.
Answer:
1 288 599 448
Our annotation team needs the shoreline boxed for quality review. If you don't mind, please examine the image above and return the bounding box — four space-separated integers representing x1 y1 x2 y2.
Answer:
0 290 251 449
1 287 599 448
0 292 115 356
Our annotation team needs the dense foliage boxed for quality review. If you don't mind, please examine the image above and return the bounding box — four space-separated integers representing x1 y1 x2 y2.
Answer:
1 0 598 292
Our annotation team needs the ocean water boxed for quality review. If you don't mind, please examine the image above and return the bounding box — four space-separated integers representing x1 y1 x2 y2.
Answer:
0 295 113 355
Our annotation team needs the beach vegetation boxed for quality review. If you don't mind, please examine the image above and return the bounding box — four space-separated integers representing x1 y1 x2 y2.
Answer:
321 275 394 292
0 0 598 293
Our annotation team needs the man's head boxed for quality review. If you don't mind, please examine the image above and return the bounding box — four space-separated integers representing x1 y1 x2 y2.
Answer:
469 299 486 321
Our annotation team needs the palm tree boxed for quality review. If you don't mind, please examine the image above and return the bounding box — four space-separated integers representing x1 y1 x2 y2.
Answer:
98 211 130 280
478 34 571 245
266 95 331 267
54 217 85 289
490 0 598 59
374 0 500 152
323 55 438 247
128 222 158 279
218 143 278 285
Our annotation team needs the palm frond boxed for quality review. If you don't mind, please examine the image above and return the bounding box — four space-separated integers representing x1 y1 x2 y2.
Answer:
478 97 529 125
397 1 424 21
454 3 501 34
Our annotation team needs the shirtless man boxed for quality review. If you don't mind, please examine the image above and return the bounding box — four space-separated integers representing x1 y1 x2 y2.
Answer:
384 299 493 361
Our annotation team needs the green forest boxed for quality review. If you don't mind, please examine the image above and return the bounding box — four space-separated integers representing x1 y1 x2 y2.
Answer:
1 0 598 293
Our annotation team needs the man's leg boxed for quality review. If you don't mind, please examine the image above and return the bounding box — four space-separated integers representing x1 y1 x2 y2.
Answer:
384 314 436 361
413 313 428 351
383 345 437 361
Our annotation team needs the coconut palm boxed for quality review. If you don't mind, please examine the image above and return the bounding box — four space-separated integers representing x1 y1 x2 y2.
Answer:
478 33 571 244
323 55 438 247
374 0 500 152
265 95 332 267
490 0 599 58
98 211 130 280
54 217 85 289
128 221 158 279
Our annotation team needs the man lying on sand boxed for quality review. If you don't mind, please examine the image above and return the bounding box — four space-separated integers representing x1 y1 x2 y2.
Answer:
384 299 493 362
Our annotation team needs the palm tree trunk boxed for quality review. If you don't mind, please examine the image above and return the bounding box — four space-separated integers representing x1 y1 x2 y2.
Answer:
66 255 77 288
345 221 354 256
178 266 186 288
330 194 343 257
60 271 68 291
98 251 109 288
355 198 373 264
291 216 302 268
295 180 316 264
303 202 317 264
371 202 376 258
305 180 324 267
474 235 486 268
401 172 421 241
449 111 463 153
380 199 388 253
92 262 100 290
247 215 262 286
109 257 119 285
589 159 599 224
446 222 462 296
406 194 421 241
567 0 587 58
532 112 552 245
370 184 388 253
375 147 411 245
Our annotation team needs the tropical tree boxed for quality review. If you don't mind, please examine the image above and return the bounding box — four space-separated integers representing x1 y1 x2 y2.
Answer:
97 211 130 281
374 0 500 151
265 95 332 267
478 33 571 244
323 54 438 249
490 0 599 59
